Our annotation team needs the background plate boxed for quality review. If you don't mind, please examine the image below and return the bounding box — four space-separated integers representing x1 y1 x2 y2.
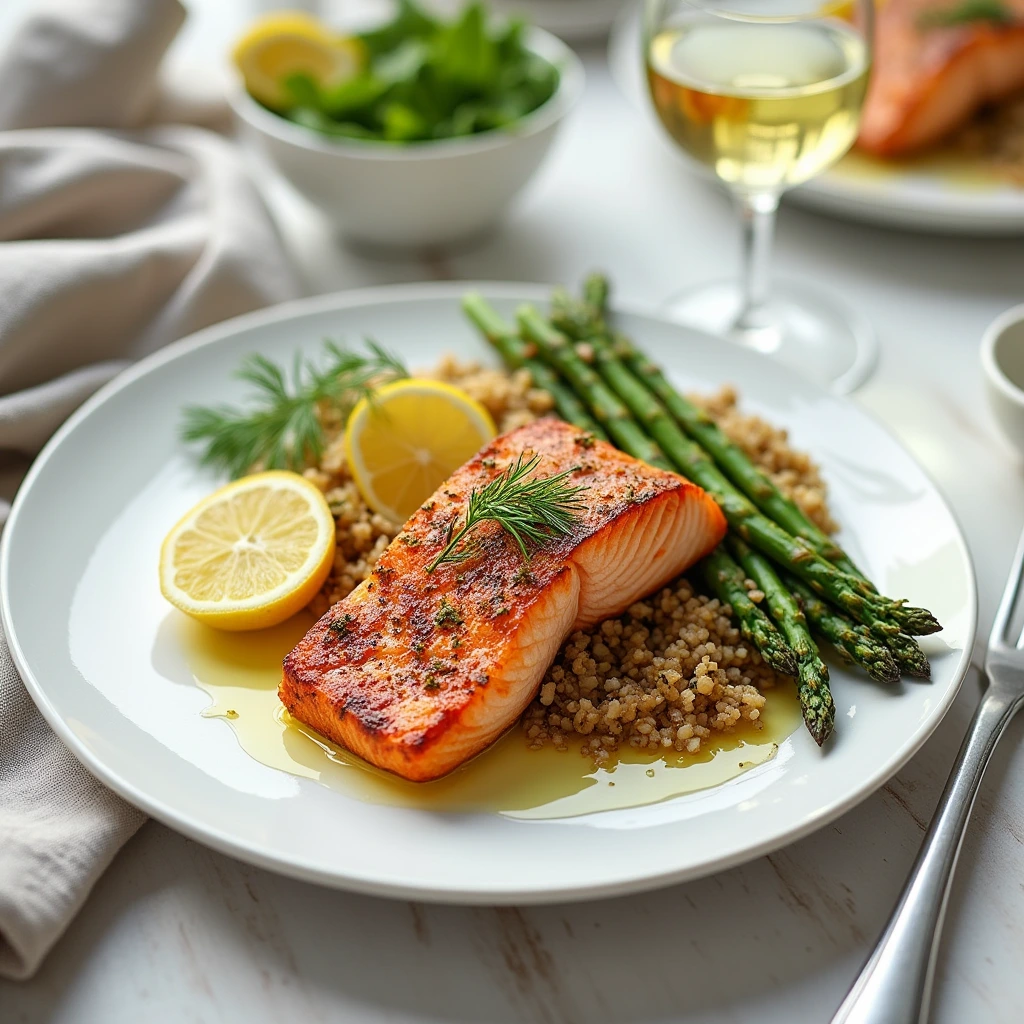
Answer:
607 4 1024 237
1 284 975 903
793 154 1024 237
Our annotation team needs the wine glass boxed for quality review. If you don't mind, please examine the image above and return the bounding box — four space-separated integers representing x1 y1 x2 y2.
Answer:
644 0 875 393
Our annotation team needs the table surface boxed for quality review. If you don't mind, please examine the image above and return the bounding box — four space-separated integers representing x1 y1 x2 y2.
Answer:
6 3 1024 1022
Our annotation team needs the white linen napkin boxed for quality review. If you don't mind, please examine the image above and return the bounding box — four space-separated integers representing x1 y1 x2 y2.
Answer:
0 0 300 979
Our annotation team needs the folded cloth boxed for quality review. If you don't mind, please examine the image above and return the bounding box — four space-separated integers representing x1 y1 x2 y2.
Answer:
0 0 300 980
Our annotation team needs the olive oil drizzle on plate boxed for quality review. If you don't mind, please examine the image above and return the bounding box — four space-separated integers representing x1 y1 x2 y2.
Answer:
182 613 803 819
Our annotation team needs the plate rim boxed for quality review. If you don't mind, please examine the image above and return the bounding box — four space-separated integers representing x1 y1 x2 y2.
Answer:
790 173 1024 236
0 281 979 904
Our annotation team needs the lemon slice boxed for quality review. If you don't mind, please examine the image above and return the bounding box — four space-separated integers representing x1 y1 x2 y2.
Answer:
345 379 497 524
233 13 364 110
160 471 336 631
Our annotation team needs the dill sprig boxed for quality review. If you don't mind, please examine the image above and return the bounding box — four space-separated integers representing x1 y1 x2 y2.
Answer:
181 339 406 477
426 453 587 573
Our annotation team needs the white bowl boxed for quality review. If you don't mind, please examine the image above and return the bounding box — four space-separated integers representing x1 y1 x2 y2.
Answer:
228 27 584 249
982 304 1024 458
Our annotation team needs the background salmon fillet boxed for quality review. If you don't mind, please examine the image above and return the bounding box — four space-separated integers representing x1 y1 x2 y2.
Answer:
860 0 1024 155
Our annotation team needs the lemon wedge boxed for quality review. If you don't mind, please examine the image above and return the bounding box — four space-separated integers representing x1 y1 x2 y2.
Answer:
232 12 364 110
160 471 336 631
345 379 497 525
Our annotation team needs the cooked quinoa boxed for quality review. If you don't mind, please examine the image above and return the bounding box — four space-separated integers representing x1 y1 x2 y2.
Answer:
521 582 778 763
692 385 837 535
303 357 835 761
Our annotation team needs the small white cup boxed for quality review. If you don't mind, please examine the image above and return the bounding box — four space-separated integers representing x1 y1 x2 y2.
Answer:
982 304 1024 458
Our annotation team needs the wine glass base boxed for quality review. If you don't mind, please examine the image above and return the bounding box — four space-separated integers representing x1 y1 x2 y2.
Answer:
660 279 878 395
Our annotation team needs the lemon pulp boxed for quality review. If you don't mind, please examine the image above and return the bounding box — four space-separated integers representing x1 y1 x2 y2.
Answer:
233 13 364 109
159 471 336 631
345 379 497 524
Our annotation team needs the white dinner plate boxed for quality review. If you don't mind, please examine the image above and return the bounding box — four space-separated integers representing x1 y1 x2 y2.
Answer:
608 6 1024 236
791 154 1024 237
1 283 975 903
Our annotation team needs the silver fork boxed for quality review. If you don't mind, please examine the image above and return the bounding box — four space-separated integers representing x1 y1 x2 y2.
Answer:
832 526 1024 1024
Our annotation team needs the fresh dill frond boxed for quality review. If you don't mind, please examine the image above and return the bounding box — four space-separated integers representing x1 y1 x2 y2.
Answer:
181 339 406 477
426 453 587 573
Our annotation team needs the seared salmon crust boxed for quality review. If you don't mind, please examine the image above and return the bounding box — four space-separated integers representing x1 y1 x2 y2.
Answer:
281 418 727 781
860 0 1024 156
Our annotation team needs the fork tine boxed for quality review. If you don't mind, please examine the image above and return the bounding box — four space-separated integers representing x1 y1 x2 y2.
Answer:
991 524 1024 648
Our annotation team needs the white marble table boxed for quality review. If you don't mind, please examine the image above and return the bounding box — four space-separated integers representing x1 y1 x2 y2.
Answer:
5 5 1024 1022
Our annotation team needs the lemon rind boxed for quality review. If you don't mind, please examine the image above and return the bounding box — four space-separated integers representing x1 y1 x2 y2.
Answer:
344 379 497 524
159 471 335 629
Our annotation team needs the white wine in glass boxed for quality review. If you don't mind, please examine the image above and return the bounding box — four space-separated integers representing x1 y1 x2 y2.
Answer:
645 0 875 393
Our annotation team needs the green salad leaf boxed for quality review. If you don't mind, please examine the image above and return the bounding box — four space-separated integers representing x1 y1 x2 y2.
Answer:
918 0 1014 28
269 0 560 143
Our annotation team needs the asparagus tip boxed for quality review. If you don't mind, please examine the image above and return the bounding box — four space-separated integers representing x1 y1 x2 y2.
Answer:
890 603 942 636
889 633 932 679
805 700 836 746
867 658 902 686
805 706 835 747
909 611 943 636
798 659 835 747
763 639 798 677
855 639 900 684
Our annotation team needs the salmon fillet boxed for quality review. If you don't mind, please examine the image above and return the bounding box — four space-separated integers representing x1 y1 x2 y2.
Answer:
280 418 726 782
859 0 1024 156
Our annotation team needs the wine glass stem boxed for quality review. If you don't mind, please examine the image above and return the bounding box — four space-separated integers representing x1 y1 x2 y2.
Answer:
734 190 781 335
